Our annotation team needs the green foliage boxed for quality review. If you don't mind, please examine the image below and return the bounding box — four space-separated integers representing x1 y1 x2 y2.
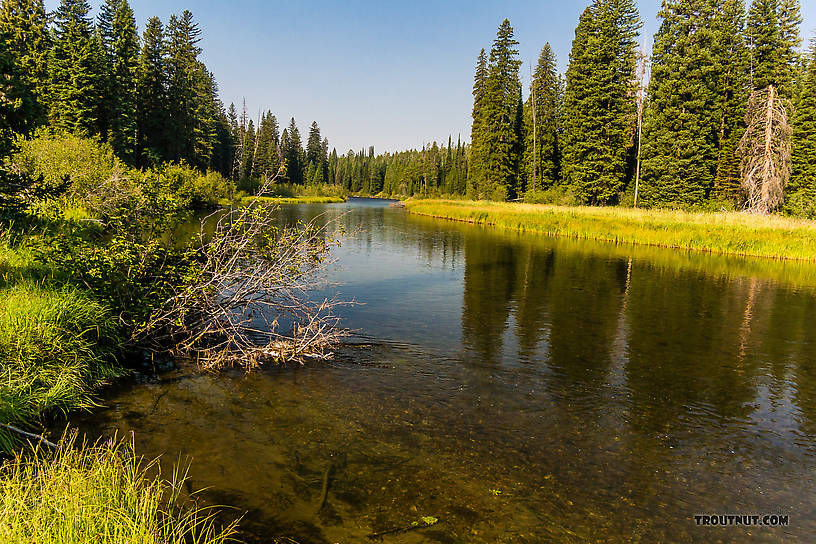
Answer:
106 0 139 163
8 129 122 200
0 435 237 543
281 117 305 185
561 0 641 205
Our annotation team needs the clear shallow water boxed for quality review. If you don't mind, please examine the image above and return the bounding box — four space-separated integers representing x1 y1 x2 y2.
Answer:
75 198 816 543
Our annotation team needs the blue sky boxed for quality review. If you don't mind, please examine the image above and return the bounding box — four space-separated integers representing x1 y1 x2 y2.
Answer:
46 1 816 153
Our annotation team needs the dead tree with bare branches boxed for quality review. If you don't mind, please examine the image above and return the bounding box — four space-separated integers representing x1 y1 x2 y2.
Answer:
739 85 793 214
131 171 348 369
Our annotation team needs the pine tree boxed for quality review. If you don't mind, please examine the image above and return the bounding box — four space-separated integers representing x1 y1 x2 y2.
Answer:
561 0 640 205
747 0 802 96
0 25 37 158
50 0 104 135
165 10 201 163
136 16 167 165
640 1 725 207
480 19 522 200
788 38 816 216
0 0 49 124
712 0 750 203
107 0 138 163
467 48 488 198
282 117 304 185
523 43 560 192
305 121 322 183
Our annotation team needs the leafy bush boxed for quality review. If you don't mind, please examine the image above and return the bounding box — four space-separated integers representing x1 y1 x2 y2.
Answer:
524 185 580 206
8 130 122 198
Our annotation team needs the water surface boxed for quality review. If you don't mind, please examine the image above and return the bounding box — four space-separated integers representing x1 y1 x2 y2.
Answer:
76 198 816 543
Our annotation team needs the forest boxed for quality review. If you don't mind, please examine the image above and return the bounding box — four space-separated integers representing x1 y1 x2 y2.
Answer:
336 0 816 218
3 1 815 217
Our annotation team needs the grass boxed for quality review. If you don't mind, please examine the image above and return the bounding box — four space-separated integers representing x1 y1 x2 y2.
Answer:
239 195 346 205
0 433 237 544
404 199 816 261
0 282 123 451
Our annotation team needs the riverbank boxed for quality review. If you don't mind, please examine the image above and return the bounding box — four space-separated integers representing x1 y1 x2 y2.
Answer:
240 195 346 205
404 199 816 261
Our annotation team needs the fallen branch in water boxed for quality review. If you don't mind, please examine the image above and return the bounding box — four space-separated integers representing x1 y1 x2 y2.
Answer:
0 423 59 449
132 168 350 369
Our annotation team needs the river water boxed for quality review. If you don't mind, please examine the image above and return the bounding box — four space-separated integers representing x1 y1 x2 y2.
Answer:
75 198 816 543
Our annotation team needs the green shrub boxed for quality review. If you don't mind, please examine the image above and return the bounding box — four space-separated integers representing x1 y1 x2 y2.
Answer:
8 130 122 198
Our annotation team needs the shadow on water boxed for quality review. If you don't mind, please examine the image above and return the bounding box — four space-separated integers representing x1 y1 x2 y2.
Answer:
72 198 816 543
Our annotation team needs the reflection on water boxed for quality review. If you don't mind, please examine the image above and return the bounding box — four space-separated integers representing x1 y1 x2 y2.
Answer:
74 198 816 543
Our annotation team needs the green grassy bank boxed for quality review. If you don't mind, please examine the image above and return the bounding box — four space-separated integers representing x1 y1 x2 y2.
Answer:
404 199 816 261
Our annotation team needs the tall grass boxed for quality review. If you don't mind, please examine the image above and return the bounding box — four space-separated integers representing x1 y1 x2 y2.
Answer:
0 434 237 544
0 283 122 450
404 199 816 261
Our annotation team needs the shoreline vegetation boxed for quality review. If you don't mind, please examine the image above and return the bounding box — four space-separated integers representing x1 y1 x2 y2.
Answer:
404 199 816 262
240 195 346 205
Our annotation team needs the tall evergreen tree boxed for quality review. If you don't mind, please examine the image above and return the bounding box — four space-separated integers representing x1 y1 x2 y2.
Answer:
0 25 37 158
305 121 323 183
480 19 522 200
712 0 750 203
641 0 727 206
107 0 138 163
523 43 561 192
747 0 802 96
788 38 816 216
136 16 167 165
0 0 49 124
165 10 201 163
282 117 304 185
49 0 104 135
467 48 488 198
561 0 641 205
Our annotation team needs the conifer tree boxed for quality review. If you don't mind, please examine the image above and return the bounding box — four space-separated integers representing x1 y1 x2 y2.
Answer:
788 38 816 216
50 0 104 135
0 0 49 124
561 0 641 205
165 10 202 163
306 121 323 182
523 43 560 192
747 0 801 96
480 19 522 200
467 48 488 198
0 26 36 158
712 0 750 203
107 0 138 163
640 0 724 206
282 117 304 184
136 16 167 165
